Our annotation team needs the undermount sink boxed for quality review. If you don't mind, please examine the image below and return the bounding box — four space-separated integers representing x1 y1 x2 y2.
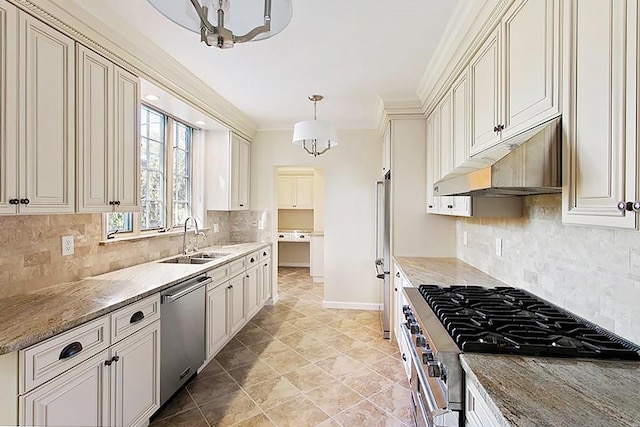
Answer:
159 252 232 265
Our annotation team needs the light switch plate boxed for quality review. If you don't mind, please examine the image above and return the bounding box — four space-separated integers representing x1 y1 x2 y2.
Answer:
62 236 74 256
213 223 219 233
463 231 468 246
495 238 502 257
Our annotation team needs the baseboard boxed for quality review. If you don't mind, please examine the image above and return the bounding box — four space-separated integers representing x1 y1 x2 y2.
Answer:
265 294 279 305
312 277 324 283
322 301 382 311
278 262 310 267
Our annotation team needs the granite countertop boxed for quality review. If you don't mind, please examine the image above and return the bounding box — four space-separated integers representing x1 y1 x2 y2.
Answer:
393 256 507 287
0 242 270 355
461 354 640 427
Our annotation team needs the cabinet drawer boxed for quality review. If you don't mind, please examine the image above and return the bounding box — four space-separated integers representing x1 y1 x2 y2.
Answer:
258 246 271 262
245 251 260 268
207 265 230 291
110 294 160 344
229 258 246 278
20 316 110 394
466 377 500 427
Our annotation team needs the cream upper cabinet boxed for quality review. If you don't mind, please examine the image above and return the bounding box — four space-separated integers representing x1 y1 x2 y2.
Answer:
76 46 140 213
277 175 314 209
470 25 502 155
0 10 75 215
451 71 471 171
438 92 454 180
470 0 560 157
206 131 250 211
426 111 439 213
562 0 638 229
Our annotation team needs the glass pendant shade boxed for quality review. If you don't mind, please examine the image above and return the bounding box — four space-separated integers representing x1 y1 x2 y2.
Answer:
148 0 293 43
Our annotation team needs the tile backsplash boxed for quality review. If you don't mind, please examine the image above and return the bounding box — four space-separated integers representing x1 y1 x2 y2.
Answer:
457 194 640 344
0 210 272 298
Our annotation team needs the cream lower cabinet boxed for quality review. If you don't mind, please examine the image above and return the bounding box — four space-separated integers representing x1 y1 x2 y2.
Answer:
465 375 500 427
0 5 75 215
20 321 160 427
228 274 246 336
206 283 230 359
245 264 261 319
562 0 639 229
76 45 140 213
261 259 272 303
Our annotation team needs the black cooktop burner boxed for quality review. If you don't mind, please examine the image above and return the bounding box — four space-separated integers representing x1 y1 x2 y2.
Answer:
418 284 640 360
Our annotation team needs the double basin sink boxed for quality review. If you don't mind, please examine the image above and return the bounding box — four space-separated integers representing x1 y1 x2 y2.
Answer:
159 252 232 265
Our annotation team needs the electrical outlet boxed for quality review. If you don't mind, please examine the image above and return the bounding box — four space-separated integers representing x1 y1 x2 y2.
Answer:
463 231 468 246
213 223 219 233
258 220 265 230
495 238 502 257
61 236 74 256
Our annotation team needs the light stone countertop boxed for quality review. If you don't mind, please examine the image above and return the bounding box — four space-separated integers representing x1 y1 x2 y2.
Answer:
393 256 507 287
461 353 640 427
0 242 270 355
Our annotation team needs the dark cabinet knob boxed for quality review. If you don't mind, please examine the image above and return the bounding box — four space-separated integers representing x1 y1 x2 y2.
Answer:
428 205 433 208
109 201 114 206
9 199 19 205
115 200 121 206
112 355 120 363
130 311 145 323
250 257 255 263
20 198 30 205
263 251 267 256
59 342 83 360
634 202 640 212
396 272 400 278
447 204 453 209
239 204 244 207
618 201 635 212
401 353 407 361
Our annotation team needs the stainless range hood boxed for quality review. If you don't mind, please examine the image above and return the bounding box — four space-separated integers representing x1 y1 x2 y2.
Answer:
434 117 562 197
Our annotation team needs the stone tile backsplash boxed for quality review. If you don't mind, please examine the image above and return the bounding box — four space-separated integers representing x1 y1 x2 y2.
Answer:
0 210 272 298
457 194 640 344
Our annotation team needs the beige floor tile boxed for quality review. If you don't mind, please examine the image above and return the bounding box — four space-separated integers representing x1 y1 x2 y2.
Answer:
243 376 302 411
288 315 326 330
150 407 208 427
234 323 273 346
340 366 395 398
187 371 242 406
252 320 300 336
334 400 406 427
314 354 363 378
263 348 311 374
314 419 343 427
283 363 335 393
265 395 329 427
370 356 410 384
247 338 292 358
305 381 364 417
198 358 226 379
227 360 280 387
303 325 343 341
293 338 341 362
369 384 414 425
230 413 276 427
320 333 357 353
344 342 389 365
215 345 260 371
151 389 196 421
198 391 262 427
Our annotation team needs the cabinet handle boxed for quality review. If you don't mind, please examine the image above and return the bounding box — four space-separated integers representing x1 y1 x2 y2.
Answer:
130 311 145 324
115 200 121 206
428 205 433 209
447 204 453 209
494 124 504 133
239 204 244 207
634 202 640 212
250 257 255 263
20 198 30 205
292 205 297 208
109 201 114 206
105 359 113 366
112 355 120 363
618 201 634 212
10 198 20 205
402 353 407 362
263 251 267 256
396 272 400 278
59 342 83 360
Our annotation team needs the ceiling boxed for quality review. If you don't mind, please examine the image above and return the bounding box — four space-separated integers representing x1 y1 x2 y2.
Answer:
72 0 460 131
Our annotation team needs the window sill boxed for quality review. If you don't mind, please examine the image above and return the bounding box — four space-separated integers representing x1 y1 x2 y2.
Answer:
99 228 210 246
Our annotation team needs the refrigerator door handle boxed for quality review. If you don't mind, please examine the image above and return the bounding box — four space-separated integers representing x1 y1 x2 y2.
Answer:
375 258 385 279
375 181 384 261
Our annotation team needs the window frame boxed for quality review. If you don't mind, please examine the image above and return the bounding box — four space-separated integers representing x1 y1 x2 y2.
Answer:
103 104 196 239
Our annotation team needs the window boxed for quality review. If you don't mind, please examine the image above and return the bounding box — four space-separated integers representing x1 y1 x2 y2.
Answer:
105 105 194 238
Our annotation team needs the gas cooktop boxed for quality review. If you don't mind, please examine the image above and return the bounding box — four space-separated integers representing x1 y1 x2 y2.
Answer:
418 284 640 360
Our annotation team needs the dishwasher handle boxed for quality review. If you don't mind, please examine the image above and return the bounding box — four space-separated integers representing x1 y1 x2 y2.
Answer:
162 276 212 303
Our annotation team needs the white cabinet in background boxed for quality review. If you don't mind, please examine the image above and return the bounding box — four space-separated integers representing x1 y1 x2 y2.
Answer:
381 122 391 176
277 175 314 209
261 258 272 304
470 0 560 157
310 235 324 283
76 45 140 213
228 273 246 336
562 0 639 229
206 132 250 211
245 264 261 319
206 282 229 359
0 8 75 215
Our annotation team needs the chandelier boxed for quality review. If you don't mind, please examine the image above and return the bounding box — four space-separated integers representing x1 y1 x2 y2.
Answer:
147 0 293 49
292 95 339 157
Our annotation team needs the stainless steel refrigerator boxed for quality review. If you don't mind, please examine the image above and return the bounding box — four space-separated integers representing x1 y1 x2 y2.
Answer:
375 171 391 339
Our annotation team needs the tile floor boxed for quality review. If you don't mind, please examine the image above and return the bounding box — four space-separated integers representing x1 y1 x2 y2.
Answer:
150 267 413 427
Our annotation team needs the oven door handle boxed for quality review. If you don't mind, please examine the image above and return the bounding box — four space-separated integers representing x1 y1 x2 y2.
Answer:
403 324 449 421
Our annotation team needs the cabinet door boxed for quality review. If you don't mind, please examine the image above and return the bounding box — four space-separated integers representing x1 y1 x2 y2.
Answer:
261 259 272 303
381 121 391 175
562 0 637 229
470 25 501 156
277 176 296 208
21 351 109 427
0 0 18 215
245 265 261 319
228 274 246 335
502 0 559 139
451 71 470 171
113 67 140 211
231 134 250 210
438 92 453 180
426 113 439 213
206 284 230 359
451 196 471 217
110 322 160 427
294 176 314 209
19 13 75 214
76 46 113 213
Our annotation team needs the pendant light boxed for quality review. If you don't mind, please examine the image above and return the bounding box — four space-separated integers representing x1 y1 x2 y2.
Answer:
292 95 339 157
147 0 293 49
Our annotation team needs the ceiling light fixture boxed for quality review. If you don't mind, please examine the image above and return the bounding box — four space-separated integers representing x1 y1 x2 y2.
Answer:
144 94 160 101
195 120 207 126
292 95 338 157
147 0 293 49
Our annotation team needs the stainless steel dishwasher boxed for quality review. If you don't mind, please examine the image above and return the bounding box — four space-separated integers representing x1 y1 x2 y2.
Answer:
160 273 211 406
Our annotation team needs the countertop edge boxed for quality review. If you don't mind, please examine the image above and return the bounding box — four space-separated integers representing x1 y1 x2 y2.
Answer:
0 242 271 355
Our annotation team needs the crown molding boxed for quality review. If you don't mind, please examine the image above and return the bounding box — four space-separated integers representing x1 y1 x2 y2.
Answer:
10 0 256 140
376 96 425 137
417 0 514 116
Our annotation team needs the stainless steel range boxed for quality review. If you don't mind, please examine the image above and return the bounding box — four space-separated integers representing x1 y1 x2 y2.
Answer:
401 285 640 427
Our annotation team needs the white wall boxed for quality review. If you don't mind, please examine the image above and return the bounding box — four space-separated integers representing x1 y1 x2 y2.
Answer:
252 130 382 307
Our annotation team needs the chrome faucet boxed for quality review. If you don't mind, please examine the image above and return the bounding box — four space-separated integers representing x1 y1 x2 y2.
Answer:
183 216 200 255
